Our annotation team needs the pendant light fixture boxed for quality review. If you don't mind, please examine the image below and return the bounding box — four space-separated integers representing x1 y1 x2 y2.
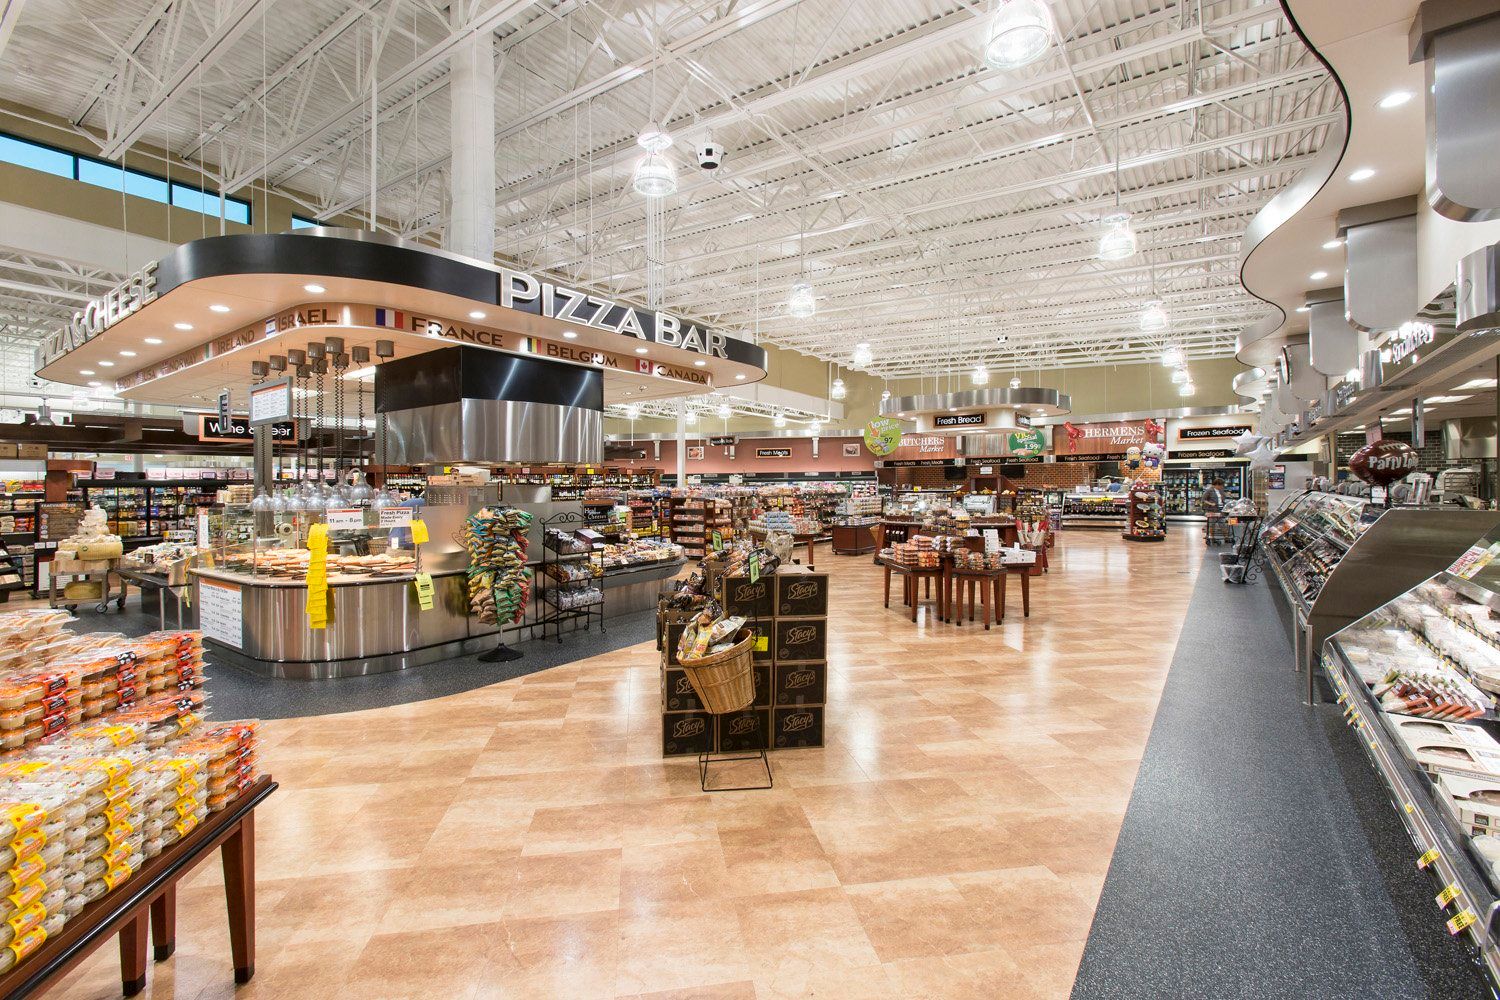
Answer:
684 409 697 425
774 412 787 428
983 0 1054 69
1009 376 1022 389
631 123 676 198
789 228 815 318
1097 127 1136 262
830 377 847 400
881 387 891 403
1160 344 1184 367
624 403 640 420
971 363 990 386
851 342 874 367
809 419 822 436
716 403 731 419
1139 300 1169 332
1170 368 1189 384
1178 382 1196 397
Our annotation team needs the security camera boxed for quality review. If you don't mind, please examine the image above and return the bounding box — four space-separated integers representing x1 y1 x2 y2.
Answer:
697 142 724 171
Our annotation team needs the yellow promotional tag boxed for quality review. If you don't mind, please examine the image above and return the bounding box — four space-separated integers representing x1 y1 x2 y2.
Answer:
1447 909 1477 934
1436 884 1461 907
411 519 429 545
753 636 768 653
414 573 434 611
306 524 329 628
1418 847 1441 869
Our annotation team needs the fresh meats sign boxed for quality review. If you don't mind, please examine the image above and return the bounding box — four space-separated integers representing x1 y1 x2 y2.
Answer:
1060 418 1165 456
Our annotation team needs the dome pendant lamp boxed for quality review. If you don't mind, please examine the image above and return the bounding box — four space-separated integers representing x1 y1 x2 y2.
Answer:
983 0 1054 70
1097 127 1136 262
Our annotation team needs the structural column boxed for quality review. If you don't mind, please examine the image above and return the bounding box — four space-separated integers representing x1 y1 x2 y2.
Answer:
445 33 496 261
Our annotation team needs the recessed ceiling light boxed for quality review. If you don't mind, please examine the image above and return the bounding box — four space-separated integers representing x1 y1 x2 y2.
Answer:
735 373 746 380
1322 239 1343 250
1309 270 1328 281
80 369 94 376
468 311 485 320
694 360 706 367
119 350 136 357
98 361 114 367
635 348 648 355
87 381 101 387
174 322 193 331
143 337 162 345
209 304 231 313
1378 90 1413 109
1295 306 1311 313
304 283 325 294
1348 167 1375 182
562 330 577 339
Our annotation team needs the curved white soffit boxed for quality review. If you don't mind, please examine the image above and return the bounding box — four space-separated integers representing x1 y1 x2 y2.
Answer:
1234 0 1352 368
1231 367 1271 404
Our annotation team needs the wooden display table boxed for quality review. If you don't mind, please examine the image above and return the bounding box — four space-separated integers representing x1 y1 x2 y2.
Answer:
0 776 276 999
831 522 877 556
947 568 1003 630
879 557 946 623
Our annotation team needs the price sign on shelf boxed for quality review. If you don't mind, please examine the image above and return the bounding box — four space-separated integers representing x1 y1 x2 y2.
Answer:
711 530 723 553
749 553 760 584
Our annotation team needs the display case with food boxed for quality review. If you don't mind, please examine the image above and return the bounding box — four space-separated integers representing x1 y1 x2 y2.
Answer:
1320 534 1500 990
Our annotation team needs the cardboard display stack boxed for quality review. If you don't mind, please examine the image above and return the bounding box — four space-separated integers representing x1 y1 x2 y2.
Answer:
660 565 829 757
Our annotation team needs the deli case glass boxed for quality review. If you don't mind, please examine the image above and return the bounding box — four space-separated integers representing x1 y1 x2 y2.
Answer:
1319 532 1500 990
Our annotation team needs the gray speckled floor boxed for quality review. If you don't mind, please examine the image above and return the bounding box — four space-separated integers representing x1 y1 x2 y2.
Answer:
1071 551 1493 999
64 598 656 721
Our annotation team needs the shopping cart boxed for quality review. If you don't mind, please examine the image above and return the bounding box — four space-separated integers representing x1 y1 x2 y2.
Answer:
1204 512 1232 546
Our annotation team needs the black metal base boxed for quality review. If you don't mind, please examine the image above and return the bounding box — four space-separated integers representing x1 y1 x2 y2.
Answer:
478 643 524 663
698 748 773 792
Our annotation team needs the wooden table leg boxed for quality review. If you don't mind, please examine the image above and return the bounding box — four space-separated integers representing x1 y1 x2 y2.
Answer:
151 889 176 961
119 912 148 996
883 564 892 608
982 578 991 630
998 570 1007 620
222 812 257 984
910 576 918 622
1020 570 1031 618
806 537 816 571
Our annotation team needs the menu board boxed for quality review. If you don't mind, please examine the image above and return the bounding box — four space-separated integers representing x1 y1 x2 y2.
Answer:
199 579 244 648
36 502 84 543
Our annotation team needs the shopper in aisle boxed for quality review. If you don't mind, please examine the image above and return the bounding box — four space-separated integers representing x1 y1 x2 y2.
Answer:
1202 477 1228 545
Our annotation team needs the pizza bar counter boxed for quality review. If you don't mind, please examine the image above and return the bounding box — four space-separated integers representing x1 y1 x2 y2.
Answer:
190 567 498 680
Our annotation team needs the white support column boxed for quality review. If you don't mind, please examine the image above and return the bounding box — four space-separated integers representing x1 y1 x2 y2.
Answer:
444 34 496 261
675 400 687 484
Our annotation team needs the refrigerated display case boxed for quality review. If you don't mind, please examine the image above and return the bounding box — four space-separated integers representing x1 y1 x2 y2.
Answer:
1319 532 1500 991
79 479 221 543
1261 491 1500 700
1161 465 1244 519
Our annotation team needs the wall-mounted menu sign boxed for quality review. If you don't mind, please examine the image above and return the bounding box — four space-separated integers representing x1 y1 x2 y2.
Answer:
933 412 985 428
197 415 299 443
756 448 792 458
1176 425 1251 441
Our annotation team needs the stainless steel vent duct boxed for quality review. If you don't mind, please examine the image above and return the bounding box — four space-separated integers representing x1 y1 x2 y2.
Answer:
1306 287 1360 377
1338 198 1420 333
1411 1 1500 221
1457 240 1500 331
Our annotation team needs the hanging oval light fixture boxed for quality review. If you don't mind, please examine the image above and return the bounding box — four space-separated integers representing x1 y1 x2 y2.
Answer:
971 363 990 386
983 0 1054 69
684 409 697 425
1139 299 1169 332
717 403 731 419
632 152 677 198
1098 210 1137 261
774 412 787 428
1170 368 1189 385
881 388 891 402
830 377 847 400
851 342 874 367
1160 344 1184 367
1009 376 1022 389
788 281 816 318
809 419 823 436
1178 381 1196 397
624 403 640 420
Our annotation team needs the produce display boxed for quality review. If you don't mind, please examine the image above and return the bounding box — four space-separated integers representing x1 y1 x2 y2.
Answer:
463 507 533 625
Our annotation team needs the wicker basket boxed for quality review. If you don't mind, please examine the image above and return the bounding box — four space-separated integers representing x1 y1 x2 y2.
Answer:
679 627 756 714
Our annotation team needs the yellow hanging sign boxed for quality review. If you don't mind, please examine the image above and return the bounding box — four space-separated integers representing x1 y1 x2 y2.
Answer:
414 572 434 611
410 519 429 545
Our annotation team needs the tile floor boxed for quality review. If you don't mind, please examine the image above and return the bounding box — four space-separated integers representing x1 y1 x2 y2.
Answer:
54 528 1204 1000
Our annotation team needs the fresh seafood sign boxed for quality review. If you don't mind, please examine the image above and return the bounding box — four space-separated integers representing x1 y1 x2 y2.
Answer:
1349 439 1419 485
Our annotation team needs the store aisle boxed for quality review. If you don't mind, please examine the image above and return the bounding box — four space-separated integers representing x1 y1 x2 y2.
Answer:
52 531 1204 1000
1071 550 1490 999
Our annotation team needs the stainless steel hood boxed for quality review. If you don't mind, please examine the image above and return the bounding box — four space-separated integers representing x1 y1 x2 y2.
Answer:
382 398 601 466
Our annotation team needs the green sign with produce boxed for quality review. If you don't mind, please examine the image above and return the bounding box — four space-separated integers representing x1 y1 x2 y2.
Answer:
864 417 902 456
1008 429 1045 457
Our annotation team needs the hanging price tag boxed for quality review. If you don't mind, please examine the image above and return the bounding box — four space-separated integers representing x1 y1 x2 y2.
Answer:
712 530 723 553
410 519 429 545
1436 883 1461 907
1447 909 1477 935
1418 847 1441 870
749 553 760 584
413 572 434 611
753 635 768 653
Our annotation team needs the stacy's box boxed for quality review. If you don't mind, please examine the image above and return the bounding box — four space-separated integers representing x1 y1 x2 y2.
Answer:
773 662 827 706
774 617 827 663
775 568 829 617
773 705 824 749
718 708 771 752
664 662 770 711
721 575 774 619
662 711 714 756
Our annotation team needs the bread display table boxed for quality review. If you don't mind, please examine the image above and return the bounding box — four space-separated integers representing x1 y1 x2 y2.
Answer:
879 557 946 623
0 775 276 999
